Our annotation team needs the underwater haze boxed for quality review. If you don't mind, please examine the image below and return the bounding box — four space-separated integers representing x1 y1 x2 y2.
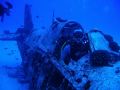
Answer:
0 0 120 90
0 0 120 43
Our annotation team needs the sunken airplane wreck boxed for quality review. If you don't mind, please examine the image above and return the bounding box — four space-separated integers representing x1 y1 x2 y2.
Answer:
1 4 120 90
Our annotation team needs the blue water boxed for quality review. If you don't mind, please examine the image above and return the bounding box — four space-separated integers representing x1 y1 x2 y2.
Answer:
0 0 120 90
0 0 119 43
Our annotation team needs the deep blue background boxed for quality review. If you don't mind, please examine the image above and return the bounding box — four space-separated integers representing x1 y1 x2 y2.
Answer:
0 0 120 43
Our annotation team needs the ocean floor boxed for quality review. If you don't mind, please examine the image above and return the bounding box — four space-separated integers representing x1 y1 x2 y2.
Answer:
0 40 28 90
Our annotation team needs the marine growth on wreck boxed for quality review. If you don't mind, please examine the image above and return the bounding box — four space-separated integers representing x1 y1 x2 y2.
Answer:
0 0 120 90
